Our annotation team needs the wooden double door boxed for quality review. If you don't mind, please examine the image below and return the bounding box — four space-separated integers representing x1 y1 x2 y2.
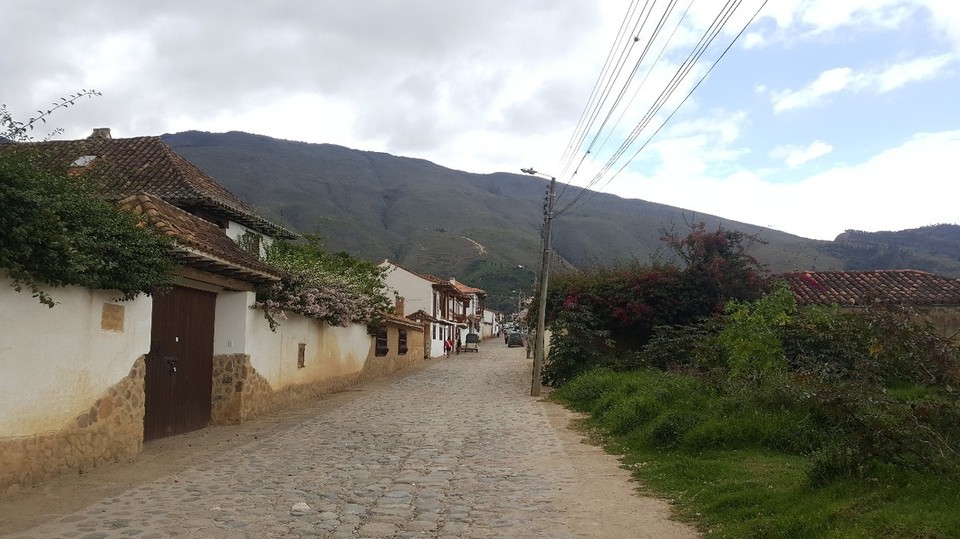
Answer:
144 285 216 441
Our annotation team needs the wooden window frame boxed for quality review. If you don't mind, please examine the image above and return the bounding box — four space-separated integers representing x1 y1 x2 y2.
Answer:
375 327 389 357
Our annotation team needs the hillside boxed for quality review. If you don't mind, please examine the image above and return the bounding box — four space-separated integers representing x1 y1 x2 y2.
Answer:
821 224 960 276
161 131 958 311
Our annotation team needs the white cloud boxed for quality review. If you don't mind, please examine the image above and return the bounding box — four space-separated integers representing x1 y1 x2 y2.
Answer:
742 32 765 49
917 1 960 49
761 0 918 37
876 53 956 92
772 53 956 112
772 67 865 112
606 131 960 240
770 141 833 168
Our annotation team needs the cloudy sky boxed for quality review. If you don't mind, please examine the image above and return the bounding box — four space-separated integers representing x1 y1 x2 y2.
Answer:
2 0 957 240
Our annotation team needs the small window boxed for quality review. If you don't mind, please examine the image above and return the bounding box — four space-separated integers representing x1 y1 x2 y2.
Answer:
237 232 263 259
297 343 306 368
398 329 408 355
375 328 389 357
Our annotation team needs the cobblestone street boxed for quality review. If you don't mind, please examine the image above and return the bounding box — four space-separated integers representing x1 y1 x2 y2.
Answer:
1 341 698 538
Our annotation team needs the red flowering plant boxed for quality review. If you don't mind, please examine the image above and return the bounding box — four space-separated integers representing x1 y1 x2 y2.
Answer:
660 221 769 309
542 223 770 384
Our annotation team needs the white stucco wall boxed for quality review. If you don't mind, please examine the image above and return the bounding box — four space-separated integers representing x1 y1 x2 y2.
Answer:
238 302 372 391
223 221 274 260
429 323 455 357
380 262 434 316
0 278 152 437
213 290 255 355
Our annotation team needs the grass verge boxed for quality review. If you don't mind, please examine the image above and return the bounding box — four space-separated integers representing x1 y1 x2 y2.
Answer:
552 368 960 538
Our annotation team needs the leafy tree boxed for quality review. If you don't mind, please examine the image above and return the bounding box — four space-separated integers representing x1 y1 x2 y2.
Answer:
660 221 769 310
542 222 769 384
717 282 796 383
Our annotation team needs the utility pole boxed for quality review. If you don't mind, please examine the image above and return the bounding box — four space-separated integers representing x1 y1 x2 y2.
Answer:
521 168 556 397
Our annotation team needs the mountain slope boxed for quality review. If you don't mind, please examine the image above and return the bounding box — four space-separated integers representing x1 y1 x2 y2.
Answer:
161 131 958 310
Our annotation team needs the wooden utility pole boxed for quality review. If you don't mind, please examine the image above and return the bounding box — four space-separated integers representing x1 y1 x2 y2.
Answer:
523 168 555 397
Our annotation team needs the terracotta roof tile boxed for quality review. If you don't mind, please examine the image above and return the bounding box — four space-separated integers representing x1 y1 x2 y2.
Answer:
380 312 425 330
781 270 960 306
406 309 441 323
120 193 279 283
1 136 295 238
452 281 486 296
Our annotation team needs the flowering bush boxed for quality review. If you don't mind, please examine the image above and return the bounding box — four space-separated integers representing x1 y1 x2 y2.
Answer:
253 237 391 329
541 223 768 385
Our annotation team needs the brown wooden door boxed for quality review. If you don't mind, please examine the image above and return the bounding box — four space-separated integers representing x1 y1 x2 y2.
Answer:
144 285 216 441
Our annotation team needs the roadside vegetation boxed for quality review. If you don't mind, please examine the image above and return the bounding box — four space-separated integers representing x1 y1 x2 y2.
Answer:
543 223 960 538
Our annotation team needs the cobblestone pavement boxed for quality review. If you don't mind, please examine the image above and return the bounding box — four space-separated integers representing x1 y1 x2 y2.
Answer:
3 341 697 539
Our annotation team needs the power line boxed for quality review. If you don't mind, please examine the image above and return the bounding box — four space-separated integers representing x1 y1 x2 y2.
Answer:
557 0 690 210
559 0 642 172
588 0 741 187
558 0 650 182
555 0 769 217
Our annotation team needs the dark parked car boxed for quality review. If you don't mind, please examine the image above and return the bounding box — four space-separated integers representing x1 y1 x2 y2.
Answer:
506 332 524 347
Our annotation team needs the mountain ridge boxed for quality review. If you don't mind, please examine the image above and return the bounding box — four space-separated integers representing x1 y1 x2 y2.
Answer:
160 130 960 311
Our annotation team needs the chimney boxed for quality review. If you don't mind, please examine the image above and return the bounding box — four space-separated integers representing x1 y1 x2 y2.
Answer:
88 128 112 140
395 296 405 317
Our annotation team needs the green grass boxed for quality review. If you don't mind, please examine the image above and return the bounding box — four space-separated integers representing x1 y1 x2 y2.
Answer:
552 369 960 538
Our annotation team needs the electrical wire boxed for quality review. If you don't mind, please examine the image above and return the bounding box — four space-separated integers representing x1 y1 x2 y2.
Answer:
584 0 769 206
559 0 643 170
556 0 680 206
558 0 650 181
556 0 768 217
588 0 741 187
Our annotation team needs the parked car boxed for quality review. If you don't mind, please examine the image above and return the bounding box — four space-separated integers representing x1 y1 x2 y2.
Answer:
506 332 524 347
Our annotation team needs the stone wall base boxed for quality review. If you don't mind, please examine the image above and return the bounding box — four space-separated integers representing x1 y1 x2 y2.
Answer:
211 352 425 424
0 356 146 494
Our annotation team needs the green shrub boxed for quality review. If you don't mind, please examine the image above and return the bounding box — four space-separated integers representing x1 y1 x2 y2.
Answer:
0 151 175 306
650 410 700 449
541 305 615 387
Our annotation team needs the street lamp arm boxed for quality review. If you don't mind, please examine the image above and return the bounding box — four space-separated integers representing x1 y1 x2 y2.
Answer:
520 168 555 181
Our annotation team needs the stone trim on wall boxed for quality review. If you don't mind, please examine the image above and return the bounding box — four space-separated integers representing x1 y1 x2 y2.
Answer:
0 356 146 494
210 348 426 425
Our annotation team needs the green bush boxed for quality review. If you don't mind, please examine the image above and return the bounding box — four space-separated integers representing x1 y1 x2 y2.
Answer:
0 150 175 306
541 305 616 387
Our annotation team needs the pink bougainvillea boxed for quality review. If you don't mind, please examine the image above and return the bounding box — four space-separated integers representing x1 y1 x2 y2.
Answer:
254 272 380 329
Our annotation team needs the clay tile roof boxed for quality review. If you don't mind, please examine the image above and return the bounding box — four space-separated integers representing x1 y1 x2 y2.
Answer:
379 312 425 330
407 309 441 323
120 193 279 284
781 270 960 307
417 272 446 284
1 137 295 239
453 281 486 296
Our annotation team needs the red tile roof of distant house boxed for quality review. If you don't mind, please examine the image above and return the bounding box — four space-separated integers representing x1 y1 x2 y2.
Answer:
406 309 441 323
452 280 486 296
781 270 960 307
